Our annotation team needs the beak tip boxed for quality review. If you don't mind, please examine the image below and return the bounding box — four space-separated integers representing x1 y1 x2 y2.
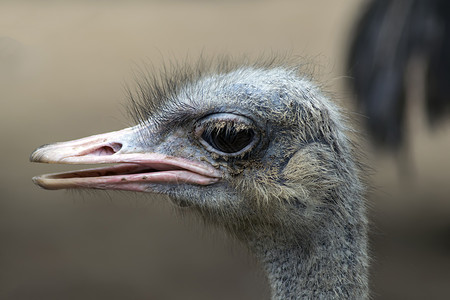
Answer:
31 176 42 187
29 152 37 163
32 176 53 190
30 144 58 163
30 145 46 163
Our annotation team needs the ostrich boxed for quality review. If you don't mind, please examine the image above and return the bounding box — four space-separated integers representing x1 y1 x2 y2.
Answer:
30 59 369 299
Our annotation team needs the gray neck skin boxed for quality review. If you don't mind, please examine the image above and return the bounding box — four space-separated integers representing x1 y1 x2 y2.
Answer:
246 219 369 300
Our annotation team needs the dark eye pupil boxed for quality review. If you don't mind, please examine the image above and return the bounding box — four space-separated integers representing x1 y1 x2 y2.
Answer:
202 125 255 153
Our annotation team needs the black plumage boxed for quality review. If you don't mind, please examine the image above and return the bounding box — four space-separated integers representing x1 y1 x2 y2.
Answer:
347 0 450 149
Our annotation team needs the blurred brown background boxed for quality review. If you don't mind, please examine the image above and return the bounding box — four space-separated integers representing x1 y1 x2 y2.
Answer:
1 1 450 299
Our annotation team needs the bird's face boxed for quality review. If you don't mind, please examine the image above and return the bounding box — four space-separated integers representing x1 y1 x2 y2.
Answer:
31 67 343 234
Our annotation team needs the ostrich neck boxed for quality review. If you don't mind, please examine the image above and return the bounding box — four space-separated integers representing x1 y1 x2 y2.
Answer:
247 218 369 299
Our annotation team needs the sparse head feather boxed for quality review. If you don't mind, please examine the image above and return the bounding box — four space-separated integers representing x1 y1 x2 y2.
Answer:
126 55 314 125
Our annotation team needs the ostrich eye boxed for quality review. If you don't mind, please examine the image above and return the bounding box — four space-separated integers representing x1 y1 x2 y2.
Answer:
202 125 255 154
196 113 259 156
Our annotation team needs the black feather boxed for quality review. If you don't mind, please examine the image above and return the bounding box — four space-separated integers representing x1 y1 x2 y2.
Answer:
347 0 450 149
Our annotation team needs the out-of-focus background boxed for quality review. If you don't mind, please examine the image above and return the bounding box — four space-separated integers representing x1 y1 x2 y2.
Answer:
1 1 450 299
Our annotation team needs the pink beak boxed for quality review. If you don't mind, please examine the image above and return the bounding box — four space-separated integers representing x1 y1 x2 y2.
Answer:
30 127 222 192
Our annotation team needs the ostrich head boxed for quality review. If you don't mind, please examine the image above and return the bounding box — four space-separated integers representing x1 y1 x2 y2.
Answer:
31 59 368 299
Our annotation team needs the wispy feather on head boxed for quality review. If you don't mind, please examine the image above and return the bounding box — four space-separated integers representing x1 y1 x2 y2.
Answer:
125 53 311 126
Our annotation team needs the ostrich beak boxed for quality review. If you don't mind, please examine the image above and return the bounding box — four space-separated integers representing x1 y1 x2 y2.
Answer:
30 127 222 192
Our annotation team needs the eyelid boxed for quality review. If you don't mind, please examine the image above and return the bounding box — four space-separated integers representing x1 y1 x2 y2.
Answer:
195 113 255 136
197 112 254 125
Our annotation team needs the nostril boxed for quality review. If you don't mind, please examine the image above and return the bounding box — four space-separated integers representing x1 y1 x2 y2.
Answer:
109 143 123 153
87 143 123 156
